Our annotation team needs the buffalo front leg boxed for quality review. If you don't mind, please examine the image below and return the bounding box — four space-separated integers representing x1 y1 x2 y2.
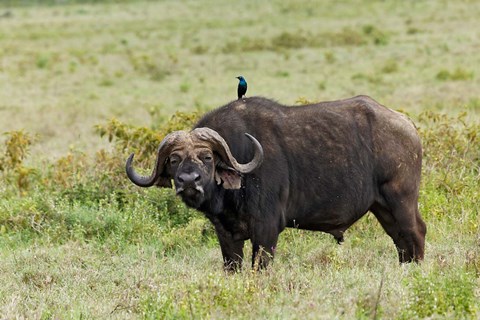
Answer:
251 222 280 270
213 222 245 272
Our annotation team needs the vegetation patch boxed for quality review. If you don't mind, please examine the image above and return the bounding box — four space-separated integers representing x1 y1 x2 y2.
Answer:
222 25 389 53
402 269 477 318
436 67 474 81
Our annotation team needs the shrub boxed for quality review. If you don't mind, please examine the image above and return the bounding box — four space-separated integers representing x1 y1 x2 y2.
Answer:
95 111 198 159
0 130 38 194
43 110 200 205
0 130 35 171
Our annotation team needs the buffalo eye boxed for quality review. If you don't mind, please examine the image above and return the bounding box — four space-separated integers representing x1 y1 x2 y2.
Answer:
202 153 213 163
169 155 180 166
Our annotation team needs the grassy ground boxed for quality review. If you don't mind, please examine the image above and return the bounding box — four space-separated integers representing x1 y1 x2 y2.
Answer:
0 0 479 318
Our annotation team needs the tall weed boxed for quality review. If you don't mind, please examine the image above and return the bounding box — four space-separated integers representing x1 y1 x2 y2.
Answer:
0 130 38 194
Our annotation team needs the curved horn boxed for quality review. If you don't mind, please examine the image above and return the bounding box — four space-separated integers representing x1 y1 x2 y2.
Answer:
192 127 263 173
125 131 186 187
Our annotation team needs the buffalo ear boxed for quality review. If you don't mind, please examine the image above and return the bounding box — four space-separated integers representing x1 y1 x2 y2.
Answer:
154 159 173 188
215 168 242 190
154 176 172 188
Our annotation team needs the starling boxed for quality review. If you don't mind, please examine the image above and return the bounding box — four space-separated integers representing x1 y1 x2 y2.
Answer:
236 76 247 100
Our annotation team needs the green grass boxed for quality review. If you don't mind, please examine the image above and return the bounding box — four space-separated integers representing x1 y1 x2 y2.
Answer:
0 0 479 318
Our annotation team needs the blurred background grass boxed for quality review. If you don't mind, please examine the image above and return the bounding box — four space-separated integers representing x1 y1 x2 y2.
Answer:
1 0 479 158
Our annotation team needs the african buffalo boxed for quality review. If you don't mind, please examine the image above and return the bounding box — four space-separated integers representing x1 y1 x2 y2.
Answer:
126 96 426 271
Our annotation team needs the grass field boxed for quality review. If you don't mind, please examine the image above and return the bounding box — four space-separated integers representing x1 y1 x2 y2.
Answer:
0 0 479 318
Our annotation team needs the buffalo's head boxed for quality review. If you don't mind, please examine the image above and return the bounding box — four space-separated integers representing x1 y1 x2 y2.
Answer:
125 127 263 208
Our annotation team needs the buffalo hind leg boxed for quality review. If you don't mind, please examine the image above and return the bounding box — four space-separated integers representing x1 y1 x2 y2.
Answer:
371 183 426 262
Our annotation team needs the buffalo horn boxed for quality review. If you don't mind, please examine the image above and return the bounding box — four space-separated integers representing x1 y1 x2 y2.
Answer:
125 131 186 187
193 127 263 173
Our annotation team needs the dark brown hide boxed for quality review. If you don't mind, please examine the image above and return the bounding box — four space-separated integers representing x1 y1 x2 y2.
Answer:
126 96 426 271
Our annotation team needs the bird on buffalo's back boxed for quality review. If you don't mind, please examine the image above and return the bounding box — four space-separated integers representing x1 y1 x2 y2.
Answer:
236 76 247 100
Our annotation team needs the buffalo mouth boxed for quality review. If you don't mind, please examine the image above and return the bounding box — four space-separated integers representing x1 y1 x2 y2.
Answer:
176 186 205 208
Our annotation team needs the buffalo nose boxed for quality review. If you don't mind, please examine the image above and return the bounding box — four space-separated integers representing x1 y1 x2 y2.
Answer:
178 172 201 184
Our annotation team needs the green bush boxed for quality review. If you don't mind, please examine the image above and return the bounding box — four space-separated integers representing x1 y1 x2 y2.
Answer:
95 111 199 160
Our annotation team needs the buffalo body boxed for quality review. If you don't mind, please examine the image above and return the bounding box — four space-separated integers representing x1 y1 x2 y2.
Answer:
126 96 426 270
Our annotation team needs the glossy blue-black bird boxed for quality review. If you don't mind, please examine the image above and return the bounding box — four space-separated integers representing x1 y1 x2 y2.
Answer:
236 76 247 100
